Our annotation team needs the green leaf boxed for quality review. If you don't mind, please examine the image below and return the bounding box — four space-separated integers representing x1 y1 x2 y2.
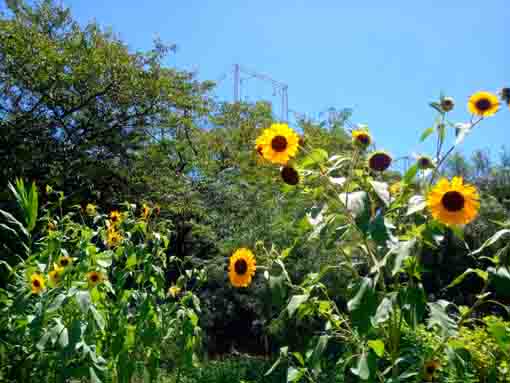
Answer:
367 339 385 358
487 321 510 354
369 180 390 207
48 293 67 313
420 126 435 142
301 148 328 168
373 297 393 325
89 367 103 383
403 164 419 185
292 352 305 366
348 277 377 334
390 239 416 276
406 195 426 216
350 350 370 380
427 300 457 338
287 367 304 382
76 291 91 313
348 277 372 312
310 335 329 368
287 294 309 317
471 229 510 255
448 268 488 288
90 306 105 331
126 253 137 269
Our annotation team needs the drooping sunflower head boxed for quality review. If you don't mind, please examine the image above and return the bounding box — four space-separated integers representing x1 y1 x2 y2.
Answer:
423 360 440 381
352 130 371 149
87 271 104 287
109 210 122 225
168 285 181 298
85 203 97 216
427 177 479 226
367 151 392 172
30 273 45 294
47 221 56 232
281 166 299 185
499 87 510 106
228 248 256 288
416 155 435 170
255 123 299 165
107 228 123 248
468 91 499 117
58 255 73 268
440 96 455 112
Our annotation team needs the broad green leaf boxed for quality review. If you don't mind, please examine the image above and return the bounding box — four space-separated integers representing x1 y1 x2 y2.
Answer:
348 277 372 312
350 350 370 380
427 300 457 338
126 253 137 269
406 195 426 216
367 339 385 358
287 367 304 382
90 306 105 331
76 291 91 313
487 321 510 354
301 148 328 168
390 239 416 276
448 268 488 288
348 277 377 334
373 297 393 325
287 294 309 317
292 352 305 366
369 180 390 206
48 293 67 313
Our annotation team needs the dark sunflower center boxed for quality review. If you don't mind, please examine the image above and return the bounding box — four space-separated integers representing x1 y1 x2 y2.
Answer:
33 279 40 287
475 98 491 111
90 274 99 282
368 153 392 172
418 157 432 169
281 166 299 185
256 146 263 156
111 215 119 222
357 134 370 146
60 259 69 267
426 366 436 374
271 135 288 152
234 259 248 275
502 88 510 103
441 191 465 212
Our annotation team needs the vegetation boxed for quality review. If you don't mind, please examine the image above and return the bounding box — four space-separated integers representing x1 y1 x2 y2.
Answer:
1 1 510 382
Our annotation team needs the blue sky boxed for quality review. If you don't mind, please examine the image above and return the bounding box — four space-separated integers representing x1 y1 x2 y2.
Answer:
64 1 509 164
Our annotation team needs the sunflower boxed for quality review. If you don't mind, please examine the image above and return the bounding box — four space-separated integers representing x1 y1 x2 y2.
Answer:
352 130 371 148
228 248 256 288
87 271 104 287
30 273 45 294
107 228 122 248
85 203 97 216
281 166 299 185
440 96 455 112
416 155 435 170
256 144 264 157
58 255 73 268
109 210 122 225
423 360 440 381
168 285 181 298
47 221 56 232
255 123 299 164
427 177 479 226
468 91 499 117
141 203 151 220
367 151 392 172
48 264 64 287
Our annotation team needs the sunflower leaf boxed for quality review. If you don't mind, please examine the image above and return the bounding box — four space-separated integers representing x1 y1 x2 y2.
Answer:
420 126 435 142
448 268 488 288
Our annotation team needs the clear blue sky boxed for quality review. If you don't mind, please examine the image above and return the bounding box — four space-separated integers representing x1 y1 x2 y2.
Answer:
65 1 509 163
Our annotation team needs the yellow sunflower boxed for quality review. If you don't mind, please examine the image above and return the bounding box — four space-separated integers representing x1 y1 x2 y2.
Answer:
423 360 440 381
352 130 371 148
85 203 97 216
87 271 104 287
30 273 45 294
109 210 122 225
107 228 122 248
255 123 299 165
427 177 479 226
468 91 499 117
141 203 151 220
58 255 73 268
48 264 64 287
228 248 256 288
168 285 181 298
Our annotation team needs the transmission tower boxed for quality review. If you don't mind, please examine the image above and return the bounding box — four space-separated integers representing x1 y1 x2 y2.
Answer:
233 64 289 122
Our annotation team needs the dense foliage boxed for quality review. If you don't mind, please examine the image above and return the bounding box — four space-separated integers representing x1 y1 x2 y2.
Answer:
1 1 510 382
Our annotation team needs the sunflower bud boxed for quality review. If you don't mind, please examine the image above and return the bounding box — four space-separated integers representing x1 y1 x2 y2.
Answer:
440 96 455 112
416 155 435 170
367 151 392 172
352 130 371 149
499 87 510 105
281 166 299 185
